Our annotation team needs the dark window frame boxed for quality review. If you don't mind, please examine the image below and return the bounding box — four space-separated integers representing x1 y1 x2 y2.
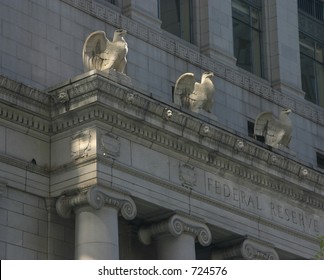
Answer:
232 0 263 77
158 0 194 43
316 152 324 169
299 32 324 107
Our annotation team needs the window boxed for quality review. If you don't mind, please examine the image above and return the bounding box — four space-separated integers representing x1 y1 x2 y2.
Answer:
300 34 324 107
317 152 324 169
247 120 265 142
232 0 263 77
298 0 324 22
159 0 193 43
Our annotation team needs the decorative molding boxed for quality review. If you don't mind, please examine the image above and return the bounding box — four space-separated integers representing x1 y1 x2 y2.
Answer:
0 102 51 134
56 185 137 220
0 75 51 106
212 238 279 260
48 73 324 211
0 154 49 176
162 108 173 120
138 214 212 247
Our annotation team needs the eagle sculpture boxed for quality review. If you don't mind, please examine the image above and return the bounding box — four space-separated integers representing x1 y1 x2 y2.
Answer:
254 108 292 148
174 72 215 113
82 29 128 73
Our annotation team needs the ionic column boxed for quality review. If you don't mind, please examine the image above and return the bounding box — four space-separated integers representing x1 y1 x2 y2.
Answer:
56 186 137 260
212 238 279 260
139 214 212 260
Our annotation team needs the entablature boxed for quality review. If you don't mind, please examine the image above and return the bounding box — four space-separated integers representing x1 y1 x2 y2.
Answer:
48 71 324 213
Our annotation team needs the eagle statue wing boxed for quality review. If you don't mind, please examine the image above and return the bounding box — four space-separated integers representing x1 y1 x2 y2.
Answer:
254 112 288 148
173 73 195 109
82 31 110 72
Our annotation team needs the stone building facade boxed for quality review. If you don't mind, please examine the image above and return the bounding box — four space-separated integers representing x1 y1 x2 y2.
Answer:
0 0 324 259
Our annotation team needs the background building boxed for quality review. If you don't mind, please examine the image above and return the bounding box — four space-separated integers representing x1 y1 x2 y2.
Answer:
0 0 323 259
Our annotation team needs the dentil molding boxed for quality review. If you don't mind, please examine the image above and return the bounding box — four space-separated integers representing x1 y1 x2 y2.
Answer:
48 72 324 211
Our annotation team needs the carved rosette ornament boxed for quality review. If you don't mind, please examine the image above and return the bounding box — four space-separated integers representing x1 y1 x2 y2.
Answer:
212 238 279 260
56 186 137 220
138 214 212 247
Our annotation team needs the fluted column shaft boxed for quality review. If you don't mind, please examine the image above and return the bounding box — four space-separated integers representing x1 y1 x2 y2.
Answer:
56 185 137 260
139 214 212 260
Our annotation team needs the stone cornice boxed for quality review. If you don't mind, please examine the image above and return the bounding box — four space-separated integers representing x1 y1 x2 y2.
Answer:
61 0 324 126
0 75 51 117
138 213 212 247
0 154 49 176
47 72 324 211
0 102 51 135
56 185 137 220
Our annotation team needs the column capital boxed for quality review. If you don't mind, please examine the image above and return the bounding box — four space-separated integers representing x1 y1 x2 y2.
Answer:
139 214 212 247
56 185 137 220
213 238 279 260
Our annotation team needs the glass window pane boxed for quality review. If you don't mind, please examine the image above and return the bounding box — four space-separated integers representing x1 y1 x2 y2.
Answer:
300 34 315 58
160 0 192 42
160 0 181 37
316 62 324 107
232 0 263 77
232 0 250 24
180 0 191 42
233 19 252 72
301 53 317 103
